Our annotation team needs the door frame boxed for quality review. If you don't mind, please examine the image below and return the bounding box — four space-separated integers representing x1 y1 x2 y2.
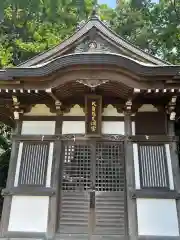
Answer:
56 134 128 235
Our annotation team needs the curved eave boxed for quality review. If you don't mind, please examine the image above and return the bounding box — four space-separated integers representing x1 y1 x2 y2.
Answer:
0 53 180 80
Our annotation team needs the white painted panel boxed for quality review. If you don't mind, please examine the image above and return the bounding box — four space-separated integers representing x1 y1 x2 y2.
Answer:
133 144 141 189
102 104 123 116
24 104 56 116
21 121 55 135
8 196 49 232
14 142 23 187
62 121 85 134
102 122 124 135
138 104 158 112
165 144 174 190
63 105 85 116
137 199 179 236
46 142 54 187
132 121 135 135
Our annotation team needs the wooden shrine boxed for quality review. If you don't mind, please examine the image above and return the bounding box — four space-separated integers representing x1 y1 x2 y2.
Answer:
0 13 180 240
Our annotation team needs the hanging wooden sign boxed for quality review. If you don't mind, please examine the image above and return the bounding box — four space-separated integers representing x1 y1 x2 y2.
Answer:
85 95 102 136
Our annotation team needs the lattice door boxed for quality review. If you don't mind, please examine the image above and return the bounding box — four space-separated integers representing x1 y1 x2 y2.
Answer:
94 142 126 237
58 141 126 239
59 143 91 235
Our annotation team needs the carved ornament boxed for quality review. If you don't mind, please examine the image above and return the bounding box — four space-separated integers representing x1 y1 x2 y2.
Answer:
166 96 177 120
62 134 85 141
12 96 24 119
102 134 125 141
76 79 109 89
61 134 126 142
124 99 132 114
55 100 63 115
74 40 112 53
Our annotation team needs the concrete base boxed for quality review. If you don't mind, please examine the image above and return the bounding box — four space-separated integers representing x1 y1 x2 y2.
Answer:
1 235 180 240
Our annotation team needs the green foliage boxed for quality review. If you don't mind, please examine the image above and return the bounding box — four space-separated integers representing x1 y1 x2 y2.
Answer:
0 0 180 66
0 123 12 217
0 0 95 67
0 124 12 186
112 0 180 63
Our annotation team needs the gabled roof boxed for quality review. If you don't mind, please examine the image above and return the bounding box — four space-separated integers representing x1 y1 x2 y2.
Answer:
18 15 169 68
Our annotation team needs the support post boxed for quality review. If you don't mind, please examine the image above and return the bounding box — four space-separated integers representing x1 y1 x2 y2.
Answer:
0 120 22 237
168 120 180 235
47 114 63 240
124 112 138 240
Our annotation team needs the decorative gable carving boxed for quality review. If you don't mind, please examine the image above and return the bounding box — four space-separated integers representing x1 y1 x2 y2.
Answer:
74 40 112 53
76 79 109 89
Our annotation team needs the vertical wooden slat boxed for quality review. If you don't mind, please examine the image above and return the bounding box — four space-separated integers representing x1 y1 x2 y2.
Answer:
18 142 49 186
139 144 169 189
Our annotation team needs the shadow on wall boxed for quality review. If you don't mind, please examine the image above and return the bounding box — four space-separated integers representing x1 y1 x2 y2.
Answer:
0 123 12 219
175 120 180 168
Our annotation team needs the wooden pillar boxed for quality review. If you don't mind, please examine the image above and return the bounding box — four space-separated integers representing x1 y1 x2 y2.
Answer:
47 114 63 239
0 120 22 237
124 112 138 240
168 120 180 235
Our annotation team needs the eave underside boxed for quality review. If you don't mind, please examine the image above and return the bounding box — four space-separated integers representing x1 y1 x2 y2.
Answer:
0 58 180 126
0 80 179 126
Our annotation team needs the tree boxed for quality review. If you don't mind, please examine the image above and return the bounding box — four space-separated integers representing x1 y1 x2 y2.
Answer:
0 0 95 67
0 124 12 217
1 0 180 67
111 0 180 63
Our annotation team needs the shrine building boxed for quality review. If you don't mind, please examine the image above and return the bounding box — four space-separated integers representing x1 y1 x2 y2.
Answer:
0 13 180 240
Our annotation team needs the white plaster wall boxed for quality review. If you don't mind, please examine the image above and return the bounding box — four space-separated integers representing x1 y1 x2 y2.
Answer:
133 143 141 189
102 122 125 135
21 121 55 135
8 196 49 232
14 142 23 187
132 121 135 135
62 121 125 135
165 144 174 190
62 121 85 134
46 142 54 187
137 199 179 236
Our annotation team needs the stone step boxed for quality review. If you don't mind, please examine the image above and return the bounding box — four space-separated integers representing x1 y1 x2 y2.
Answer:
54 234 127 240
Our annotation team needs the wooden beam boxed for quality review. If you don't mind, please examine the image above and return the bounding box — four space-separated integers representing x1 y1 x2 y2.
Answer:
130 135 178 142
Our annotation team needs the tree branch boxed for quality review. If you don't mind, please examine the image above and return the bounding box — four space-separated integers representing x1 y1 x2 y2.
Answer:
171 0 180 21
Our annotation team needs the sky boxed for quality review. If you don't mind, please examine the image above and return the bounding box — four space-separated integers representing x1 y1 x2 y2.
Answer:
98 0 158 8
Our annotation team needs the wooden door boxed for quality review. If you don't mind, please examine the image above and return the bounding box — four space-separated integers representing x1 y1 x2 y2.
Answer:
58 140 127 239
